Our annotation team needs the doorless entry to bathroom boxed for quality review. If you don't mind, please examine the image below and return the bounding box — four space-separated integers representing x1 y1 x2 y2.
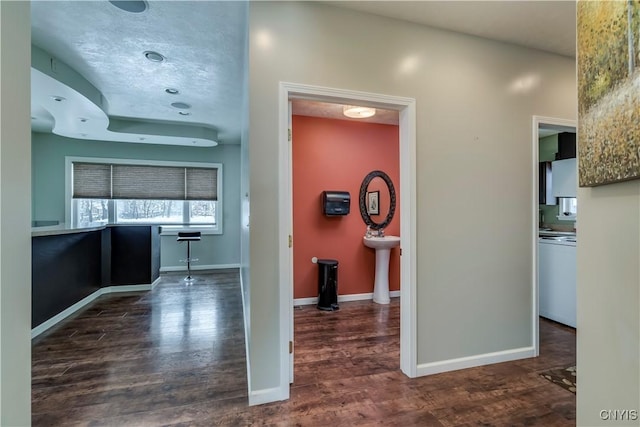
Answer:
277 82 417 397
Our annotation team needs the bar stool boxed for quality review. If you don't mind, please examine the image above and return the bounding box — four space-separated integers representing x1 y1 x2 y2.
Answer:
177 231 201 282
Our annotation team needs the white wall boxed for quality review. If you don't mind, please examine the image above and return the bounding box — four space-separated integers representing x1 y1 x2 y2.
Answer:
239 0 251 350
577 182 640 425
248 2 576 395
0 2 32 424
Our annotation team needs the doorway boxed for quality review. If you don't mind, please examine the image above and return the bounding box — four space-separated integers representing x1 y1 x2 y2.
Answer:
531 116 577 355
278 82 417 396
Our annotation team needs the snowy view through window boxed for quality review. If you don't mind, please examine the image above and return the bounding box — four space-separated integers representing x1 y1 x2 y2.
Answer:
74 199 216 227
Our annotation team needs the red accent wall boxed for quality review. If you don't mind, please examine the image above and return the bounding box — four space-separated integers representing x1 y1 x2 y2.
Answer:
292 115 400 299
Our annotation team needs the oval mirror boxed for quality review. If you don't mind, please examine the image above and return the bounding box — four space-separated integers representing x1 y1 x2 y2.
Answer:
359 170 396 230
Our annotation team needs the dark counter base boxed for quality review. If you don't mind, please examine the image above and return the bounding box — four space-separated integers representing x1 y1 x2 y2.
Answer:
32 231 102 328
111 226 160 285
32 226 160 328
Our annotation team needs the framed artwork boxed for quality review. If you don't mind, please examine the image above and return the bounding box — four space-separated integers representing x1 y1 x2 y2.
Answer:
578 1 640 186
367 190 379 215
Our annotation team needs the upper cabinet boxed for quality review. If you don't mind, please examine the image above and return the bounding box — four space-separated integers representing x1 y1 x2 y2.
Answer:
552 158 577 198
555 132 577 160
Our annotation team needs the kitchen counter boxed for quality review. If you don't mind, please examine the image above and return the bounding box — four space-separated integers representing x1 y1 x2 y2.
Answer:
32 224 107 237
33 223 218 237
539 228 576 237
31 222 170 237
539 228 576 245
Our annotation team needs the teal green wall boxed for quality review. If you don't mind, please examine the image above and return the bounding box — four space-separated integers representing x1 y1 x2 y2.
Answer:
32 132 241 264
539 134 558 162
539 134 561 226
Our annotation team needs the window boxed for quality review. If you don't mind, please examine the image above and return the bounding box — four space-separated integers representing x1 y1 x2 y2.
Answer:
115 200 184 223
189 200 216 223
557 197 577 220
68 158 222 232
74 199 110 227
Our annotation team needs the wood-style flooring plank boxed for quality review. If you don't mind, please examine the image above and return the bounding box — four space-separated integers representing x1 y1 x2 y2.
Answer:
33 271 575 426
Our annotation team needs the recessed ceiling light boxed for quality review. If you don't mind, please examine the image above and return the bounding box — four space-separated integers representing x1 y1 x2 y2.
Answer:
31 117 37 120
144 51 165 62
51 96 66 102
179 111 191 116
79 118 88 123
109 1 148 13
343 105 376 119
165 88 179 95
171 102 191 109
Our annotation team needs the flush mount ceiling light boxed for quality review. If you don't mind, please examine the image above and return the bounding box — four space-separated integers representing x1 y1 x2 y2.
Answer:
144 51 165 62
109 1 148 13
165 88 179 95
171 102 191 109
343 105 376 119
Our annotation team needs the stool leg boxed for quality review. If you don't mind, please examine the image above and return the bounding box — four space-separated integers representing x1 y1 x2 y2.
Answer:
186 241 192 281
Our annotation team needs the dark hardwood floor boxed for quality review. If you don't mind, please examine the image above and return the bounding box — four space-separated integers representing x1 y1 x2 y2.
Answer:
33 271 575 426
32 270 247 426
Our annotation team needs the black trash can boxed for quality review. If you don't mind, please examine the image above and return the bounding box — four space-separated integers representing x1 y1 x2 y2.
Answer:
317 259 339 311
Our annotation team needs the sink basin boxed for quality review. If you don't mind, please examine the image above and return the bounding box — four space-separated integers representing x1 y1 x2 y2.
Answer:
363 235 400 304
363 235 401 249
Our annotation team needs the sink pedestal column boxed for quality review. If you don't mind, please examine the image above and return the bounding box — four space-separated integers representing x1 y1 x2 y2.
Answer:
372 248 391 304
363 236 399 304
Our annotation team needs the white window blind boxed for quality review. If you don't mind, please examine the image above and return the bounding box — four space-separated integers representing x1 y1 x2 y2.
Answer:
72 162 218 201
72 162 111 198
186 167 218 200
112 165 185 200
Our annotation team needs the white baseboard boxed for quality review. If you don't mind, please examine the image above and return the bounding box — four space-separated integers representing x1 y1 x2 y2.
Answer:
416 346 536 377
31 282 156 339
31 290 103 339
294 290 400 306
159 263 240 273
102 284 153 292
248 387 288 406
150 276 161 289
239 270 252 401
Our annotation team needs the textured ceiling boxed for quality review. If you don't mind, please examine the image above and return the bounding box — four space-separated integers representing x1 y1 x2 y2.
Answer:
31 1 247 144
30 1 576 146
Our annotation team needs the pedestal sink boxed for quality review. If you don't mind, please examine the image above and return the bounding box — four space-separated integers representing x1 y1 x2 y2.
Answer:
363 235 400 304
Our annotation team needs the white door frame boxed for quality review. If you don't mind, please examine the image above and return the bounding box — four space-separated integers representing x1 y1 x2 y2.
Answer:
531 115 577 356
278 82 417 398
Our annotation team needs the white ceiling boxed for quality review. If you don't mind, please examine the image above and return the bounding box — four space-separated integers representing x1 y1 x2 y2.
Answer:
328 1 577 58
31 1 247 145
30 1 576 146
